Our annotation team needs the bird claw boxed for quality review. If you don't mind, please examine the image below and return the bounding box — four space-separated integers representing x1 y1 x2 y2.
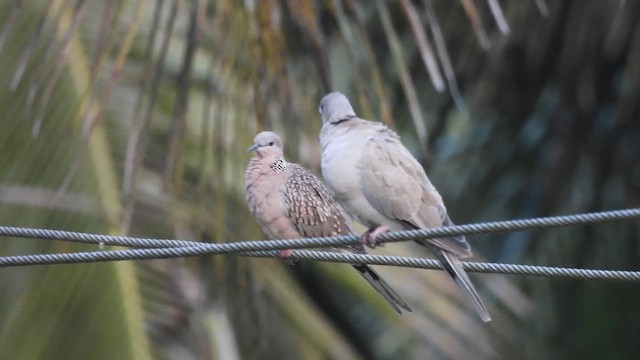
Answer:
360 225 389 248
279 249 297 265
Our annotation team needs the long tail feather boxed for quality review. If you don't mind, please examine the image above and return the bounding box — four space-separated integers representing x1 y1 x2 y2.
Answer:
353 264 412 314
436 249 492 322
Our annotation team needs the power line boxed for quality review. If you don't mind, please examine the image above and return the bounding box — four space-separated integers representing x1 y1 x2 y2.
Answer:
0 208 638 253
291 251 640 282
0 208 638 281
0 247 638 282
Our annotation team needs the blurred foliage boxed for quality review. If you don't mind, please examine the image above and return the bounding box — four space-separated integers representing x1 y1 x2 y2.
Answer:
0 0 637 359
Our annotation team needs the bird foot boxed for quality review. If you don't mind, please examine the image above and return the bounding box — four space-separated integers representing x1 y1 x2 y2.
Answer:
279 249 297 265
360 225 389 248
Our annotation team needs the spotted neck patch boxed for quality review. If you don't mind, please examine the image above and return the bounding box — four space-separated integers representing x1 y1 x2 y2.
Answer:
270 156 288 172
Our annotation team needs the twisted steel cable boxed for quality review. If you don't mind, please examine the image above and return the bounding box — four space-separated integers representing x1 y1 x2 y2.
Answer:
0 208 638 281
0 208 637 252
0 247 638 281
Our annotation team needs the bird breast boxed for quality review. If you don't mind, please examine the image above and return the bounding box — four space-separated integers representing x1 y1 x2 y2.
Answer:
245 159 299 239
320 125 384 228
320 128 365 197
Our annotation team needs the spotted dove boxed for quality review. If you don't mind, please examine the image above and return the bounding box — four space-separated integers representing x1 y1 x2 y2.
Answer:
245 131 411 314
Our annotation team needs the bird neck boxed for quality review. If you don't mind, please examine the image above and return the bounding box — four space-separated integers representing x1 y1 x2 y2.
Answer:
270 156 288 172
320 120 353 150
331 114 356 125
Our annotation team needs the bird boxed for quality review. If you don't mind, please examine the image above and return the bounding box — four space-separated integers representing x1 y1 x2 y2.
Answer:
244 130 412 314
318 92 491 322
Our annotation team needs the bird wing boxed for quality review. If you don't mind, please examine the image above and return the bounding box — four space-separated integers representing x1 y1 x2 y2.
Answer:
283 164 412 313
283 164 353 238
358 127 471 257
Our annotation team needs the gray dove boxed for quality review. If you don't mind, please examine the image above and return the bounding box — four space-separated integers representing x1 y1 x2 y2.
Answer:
245 130 411 314
318 92 491 322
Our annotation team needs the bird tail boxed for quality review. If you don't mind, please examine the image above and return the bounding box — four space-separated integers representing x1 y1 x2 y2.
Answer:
436 249 492 322
353 264 412 314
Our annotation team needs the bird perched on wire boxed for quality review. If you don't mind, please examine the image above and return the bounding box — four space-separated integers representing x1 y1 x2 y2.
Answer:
245 130 411 314
318 92 491 322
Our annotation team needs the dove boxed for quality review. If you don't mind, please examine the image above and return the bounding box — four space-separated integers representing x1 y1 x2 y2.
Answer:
245 130 411 313
318 92 491 322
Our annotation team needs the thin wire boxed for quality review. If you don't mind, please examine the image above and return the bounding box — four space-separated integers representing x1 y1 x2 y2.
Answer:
0 247 638 282
0 208 638 253
0 208 638 281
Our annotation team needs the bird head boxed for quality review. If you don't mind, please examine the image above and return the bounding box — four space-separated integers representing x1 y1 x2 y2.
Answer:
249 131 284 158
318 92 356 126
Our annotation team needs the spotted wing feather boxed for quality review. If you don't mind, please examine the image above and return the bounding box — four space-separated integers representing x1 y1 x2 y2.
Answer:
283 164 353 238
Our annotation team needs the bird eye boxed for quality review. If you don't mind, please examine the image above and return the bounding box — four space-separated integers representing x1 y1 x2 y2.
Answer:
268 141 274 146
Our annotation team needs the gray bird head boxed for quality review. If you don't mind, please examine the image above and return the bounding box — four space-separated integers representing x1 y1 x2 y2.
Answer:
249 131 284 157
319 92 356 125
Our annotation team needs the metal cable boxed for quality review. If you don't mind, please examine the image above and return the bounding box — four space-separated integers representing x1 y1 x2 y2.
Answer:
0 208 638 281
0 246 638 281
0 208 638 254
289 251 640 282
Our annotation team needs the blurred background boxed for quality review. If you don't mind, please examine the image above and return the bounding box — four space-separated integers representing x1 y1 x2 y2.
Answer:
0 0 639 359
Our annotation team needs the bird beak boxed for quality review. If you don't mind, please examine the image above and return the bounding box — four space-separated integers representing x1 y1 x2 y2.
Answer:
248 143 259 152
